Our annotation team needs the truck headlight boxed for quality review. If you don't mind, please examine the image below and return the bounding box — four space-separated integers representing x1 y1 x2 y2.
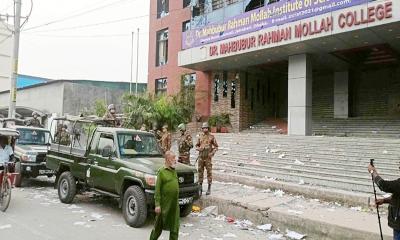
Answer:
145 174 157 187
193 173 199 184
21 154 36 162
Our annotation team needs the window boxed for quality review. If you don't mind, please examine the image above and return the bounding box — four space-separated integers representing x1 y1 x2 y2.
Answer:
182 20 191 32
118 133 162 158
157 0 169 18
183 0 191 8
183 73 196 87
156 29 168 66
155 78 167 96
97 133 114 156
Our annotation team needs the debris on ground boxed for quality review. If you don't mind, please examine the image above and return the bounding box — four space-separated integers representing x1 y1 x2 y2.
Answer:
294 160 305 165
286 229 306 239
201 206 218 217
269 233 284 239
278 154 285 159
223 232 237 238
192 205 201 213
257 224 272 231
273 189 285 197
0 224 12 230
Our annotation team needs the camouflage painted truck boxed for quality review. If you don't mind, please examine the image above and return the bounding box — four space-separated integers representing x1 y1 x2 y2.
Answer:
46 118 200 227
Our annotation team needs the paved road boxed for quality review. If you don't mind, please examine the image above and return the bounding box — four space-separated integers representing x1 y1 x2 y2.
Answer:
0 177 276 240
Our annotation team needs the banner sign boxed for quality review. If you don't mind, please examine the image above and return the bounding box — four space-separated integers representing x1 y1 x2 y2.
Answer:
182 0 374 49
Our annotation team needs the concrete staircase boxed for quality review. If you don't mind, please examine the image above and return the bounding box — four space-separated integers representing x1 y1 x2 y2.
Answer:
313 118 400 138
241 118 287 134
197 133 400 197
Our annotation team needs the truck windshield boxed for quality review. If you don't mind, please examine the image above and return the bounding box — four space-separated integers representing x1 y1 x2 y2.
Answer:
117 133 162 158
17 129 51 145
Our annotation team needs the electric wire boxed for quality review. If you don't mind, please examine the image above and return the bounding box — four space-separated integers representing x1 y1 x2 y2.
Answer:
23 0 134 32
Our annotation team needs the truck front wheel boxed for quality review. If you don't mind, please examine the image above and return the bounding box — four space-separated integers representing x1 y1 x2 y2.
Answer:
58 171 76 204
122 186 147 228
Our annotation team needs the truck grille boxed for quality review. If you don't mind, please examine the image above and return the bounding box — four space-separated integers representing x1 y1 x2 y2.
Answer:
177 173 194 186
36 154 46 163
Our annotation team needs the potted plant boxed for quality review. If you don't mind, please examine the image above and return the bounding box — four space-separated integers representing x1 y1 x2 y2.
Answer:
208 116 218 133
220 113 230 133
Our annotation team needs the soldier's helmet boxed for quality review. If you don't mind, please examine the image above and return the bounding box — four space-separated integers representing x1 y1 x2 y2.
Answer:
162 124 168 130
178 123 186 131
62 124 68 130
108 104 115 110
32 111 39 117
202 122 209 129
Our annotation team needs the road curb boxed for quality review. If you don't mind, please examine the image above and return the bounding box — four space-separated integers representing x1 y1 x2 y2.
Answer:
197 196 392 240
214 173 373 207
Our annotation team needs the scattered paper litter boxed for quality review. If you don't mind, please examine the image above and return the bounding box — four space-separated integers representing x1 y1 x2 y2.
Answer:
67 204 81 209
252 153 258 157
261 189 272 193
286 230 306 239
90 213 104 220
0 224 12 230
278 154 285 159
222 151 228 155
269 234 284 240
382 150 388 154
273 189 285 197
298 179 305 185
223 233 237 238
73 222 86 226
183 223 194 227
294 160 305 165
257 224 272 231
270 149 280 153
350 206 362 212
201 206 218 217
179 232 190 237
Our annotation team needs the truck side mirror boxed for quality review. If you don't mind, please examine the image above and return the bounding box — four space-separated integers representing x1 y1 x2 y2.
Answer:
101 146 113 158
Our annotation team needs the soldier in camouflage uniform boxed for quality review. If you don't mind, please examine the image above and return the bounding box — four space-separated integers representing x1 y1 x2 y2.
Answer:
103 104 121 127
177 123 193 165
27 112 43 128
159 125 171 154
196 122 218 195
55 125 71 146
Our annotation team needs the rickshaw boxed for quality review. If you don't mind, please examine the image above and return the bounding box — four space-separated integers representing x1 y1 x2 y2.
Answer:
0 127 20 212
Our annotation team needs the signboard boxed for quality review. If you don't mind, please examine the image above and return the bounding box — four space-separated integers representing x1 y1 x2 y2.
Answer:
182 0 374 49
207 1 393 57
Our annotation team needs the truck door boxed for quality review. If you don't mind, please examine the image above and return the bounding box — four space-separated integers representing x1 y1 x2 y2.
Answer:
88 132 117 193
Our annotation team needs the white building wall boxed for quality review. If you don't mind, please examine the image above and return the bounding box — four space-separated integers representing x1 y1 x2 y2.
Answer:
0 20 12 92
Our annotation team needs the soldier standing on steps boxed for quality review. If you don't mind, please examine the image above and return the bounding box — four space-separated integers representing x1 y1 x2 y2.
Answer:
160 125 171 154
177 123 193 165
196 122 218 196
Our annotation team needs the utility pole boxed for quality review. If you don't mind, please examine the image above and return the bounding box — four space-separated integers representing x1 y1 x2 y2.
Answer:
135 28 139 95
8 0 22 118
129 31 134 95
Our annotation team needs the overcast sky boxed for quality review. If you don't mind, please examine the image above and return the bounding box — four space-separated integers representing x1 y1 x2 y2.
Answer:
1 0 149 83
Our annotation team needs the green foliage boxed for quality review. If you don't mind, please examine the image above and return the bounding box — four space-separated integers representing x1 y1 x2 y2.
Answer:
208 113 231 127
94 100 107 117
122 91 195 130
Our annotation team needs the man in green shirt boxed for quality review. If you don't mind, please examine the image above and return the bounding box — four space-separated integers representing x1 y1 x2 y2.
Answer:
149 151 180 240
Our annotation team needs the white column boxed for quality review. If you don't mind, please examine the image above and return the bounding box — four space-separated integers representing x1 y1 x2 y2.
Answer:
334 71 349 119
288 54 312 136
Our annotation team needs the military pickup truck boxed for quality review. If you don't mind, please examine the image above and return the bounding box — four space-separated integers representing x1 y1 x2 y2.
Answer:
46 123 199 228
13 126 53 186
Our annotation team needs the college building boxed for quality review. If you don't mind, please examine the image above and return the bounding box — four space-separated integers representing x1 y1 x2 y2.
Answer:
148 0 400 136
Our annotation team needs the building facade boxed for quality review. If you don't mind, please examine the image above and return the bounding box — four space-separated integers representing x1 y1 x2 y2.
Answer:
150 0 400 135
0 20 12 92
148 0 212 119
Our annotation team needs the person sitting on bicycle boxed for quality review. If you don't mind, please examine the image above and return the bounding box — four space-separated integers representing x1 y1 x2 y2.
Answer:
0 135 13 171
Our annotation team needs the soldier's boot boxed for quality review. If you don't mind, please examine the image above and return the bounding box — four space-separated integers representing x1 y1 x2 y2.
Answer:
206 184 211 195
